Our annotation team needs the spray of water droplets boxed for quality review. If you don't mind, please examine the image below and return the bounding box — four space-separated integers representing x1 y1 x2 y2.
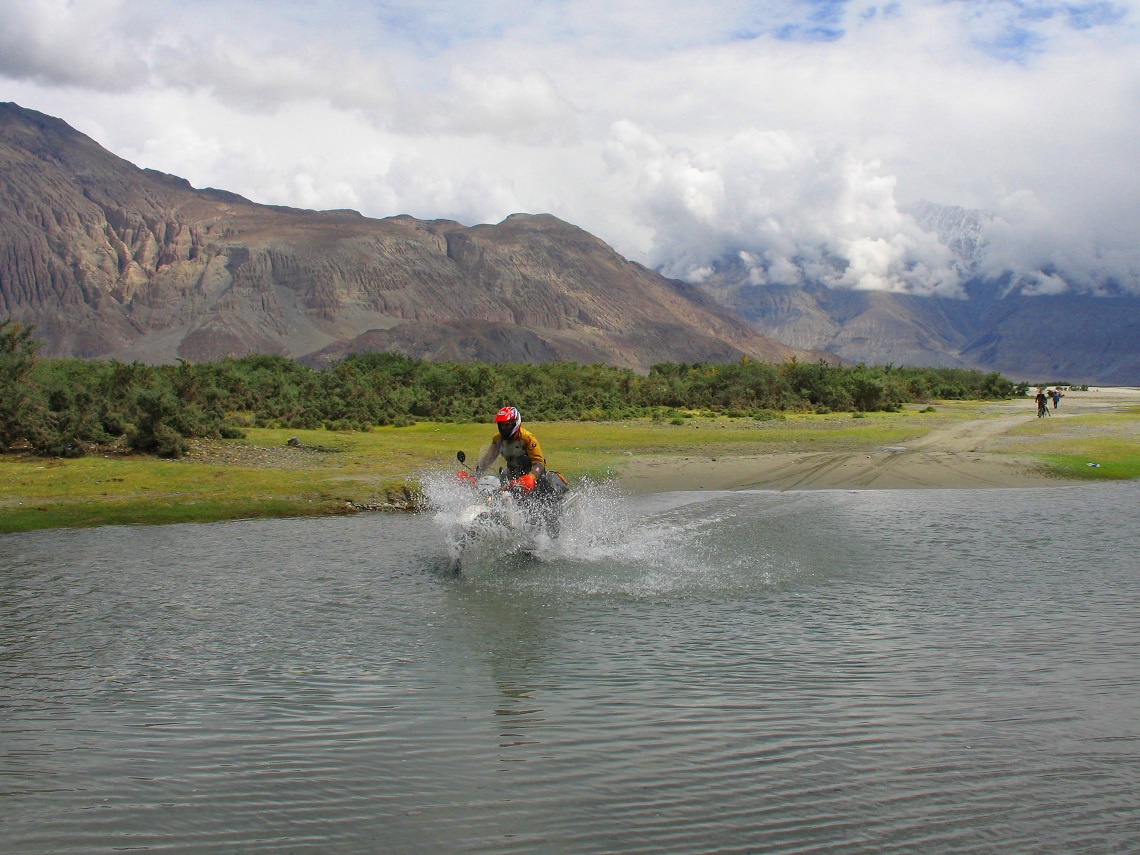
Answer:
418 469 797 596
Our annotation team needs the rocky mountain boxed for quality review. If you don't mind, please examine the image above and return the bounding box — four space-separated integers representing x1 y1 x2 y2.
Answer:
0 102 809 371
697 203 1140 384
908 200 989 273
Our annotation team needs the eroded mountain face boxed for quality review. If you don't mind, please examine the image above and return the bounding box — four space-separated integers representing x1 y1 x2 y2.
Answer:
0 103 807 371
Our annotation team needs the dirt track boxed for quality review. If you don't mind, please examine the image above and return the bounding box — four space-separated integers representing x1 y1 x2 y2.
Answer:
617 387 1140 493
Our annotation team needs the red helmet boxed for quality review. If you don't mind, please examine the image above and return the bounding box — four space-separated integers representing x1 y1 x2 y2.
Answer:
494 406 521 438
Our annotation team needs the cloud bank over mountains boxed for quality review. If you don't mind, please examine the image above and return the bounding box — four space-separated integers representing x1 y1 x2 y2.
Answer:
1 0 1137 295
604 122 964 297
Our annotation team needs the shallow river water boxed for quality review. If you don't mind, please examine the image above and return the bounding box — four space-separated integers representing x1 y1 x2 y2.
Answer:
2 481 1139 853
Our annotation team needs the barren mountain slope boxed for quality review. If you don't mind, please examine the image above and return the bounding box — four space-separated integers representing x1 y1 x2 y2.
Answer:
1 102 809 370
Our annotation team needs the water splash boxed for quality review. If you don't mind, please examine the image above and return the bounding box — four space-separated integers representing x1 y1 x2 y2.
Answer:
418 469 516 567
550 488 793 598
421 468 798 597
419 470 640 571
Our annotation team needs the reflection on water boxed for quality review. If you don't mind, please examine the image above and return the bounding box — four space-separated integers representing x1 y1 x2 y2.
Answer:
2 482 1139 853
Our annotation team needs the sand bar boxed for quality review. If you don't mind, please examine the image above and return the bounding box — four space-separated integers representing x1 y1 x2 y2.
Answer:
615 386 1140 493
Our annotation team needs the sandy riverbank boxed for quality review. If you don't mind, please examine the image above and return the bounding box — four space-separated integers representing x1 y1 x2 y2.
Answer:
616 386 1140 493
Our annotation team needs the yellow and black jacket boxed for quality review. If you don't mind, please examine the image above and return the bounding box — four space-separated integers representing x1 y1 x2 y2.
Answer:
477 427 545 478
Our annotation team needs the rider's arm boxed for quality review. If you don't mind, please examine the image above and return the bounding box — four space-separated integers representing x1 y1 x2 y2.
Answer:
474 437 501 476
519 429 546 476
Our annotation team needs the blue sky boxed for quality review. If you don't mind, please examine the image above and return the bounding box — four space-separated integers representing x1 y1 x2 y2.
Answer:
1 0 1137 295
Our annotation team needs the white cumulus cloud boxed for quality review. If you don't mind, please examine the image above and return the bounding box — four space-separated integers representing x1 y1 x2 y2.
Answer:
1 0 1138 294
604 123 963 296
0 0 154 89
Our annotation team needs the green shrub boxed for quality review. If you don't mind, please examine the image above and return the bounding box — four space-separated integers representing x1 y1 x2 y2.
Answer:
1 319 1022 460
127 390 190 458
0 320 47 452
752 409 783 421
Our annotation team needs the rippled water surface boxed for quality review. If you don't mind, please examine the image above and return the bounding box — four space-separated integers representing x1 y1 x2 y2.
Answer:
2 482 1139 853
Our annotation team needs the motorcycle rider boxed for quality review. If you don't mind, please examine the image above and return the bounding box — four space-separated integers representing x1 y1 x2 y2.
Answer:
474 406 546 489
473 405 569 535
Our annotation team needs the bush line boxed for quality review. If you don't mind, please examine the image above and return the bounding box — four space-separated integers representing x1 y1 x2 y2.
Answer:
1 319 1020 459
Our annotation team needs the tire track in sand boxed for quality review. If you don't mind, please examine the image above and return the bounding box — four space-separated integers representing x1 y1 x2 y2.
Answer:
761 413 1049 490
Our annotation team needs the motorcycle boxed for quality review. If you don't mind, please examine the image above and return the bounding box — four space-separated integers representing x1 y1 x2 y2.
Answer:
447 450 574 563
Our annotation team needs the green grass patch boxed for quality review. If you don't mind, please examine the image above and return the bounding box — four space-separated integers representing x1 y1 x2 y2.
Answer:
0 407 995 532
1007 411 1139 437
1002 408 1140 481
0 497 346 533
546 410 954 480
1033 439 1140 481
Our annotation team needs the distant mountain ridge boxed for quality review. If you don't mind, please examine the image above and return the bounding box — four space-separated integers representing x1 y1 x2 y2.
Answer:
0 102 809 371
695 201 1139 384
3 102 1134 383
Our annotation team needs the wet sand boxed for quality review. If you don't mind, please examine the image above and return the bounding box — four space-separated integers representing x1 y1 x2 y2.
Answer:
616 386 1140 493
